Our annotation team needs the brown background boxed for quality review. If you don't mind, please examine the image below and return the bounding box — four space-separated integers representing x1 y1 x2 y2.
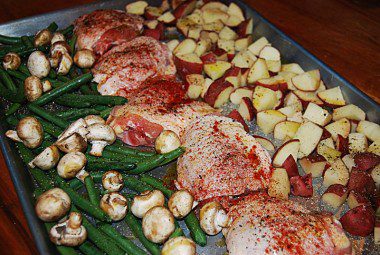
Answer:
0 0 379 254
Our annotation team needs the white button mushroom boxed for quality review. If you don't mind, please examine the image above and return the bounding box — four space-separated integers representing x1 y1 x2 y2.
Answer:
168 190 197 219
57 152 87 179
100 192 128 221
34 29 53 47
35 188 71 222
6 116 44 148
50 41 70 57
57 118 88 141
27 51 50 78
55 132 87 153
51 32 65 45
2 52 21 70
57 52 73 75
74 49 96 69
102 170 124 192
162 236 196 255
24 76 43 102
131 190 165 218
84 115 106 126
75 169 90 183
49 212 87 246
142 206 175 243
155 130 181 154
199 201 229 236
42 79 52 92
28 145 60 170
86 123 116 156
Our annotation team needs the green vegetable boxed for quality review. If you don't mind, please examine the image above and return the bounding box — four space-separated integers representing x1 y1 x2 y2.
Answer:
0 34 22 44
98 223 147 255
123 175 153 193
21 36 33 48
47 22 59 33
86 157 136 171
18 63 31 76
78 241 104 255
59 25 74 36
48 69 57 79
126 154 165 175
125 212 161 255
105 141 155 158
5 103 21 116
80 84 98 95
100 107 112 119
93 148 142 163
55 108 101 120
57 75 71 82
33 116 63 137
27 104 69 128
84 176 100 206
56 94 128 106
69 35 77 56
0 68 17 93
54 175 111 222
32 72 93 106
6 69 28 81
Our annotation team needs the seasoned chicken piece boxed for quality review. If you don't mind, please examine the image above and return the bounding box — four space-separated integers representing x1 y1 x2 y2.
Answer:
93 37 176 97
176 115 272 201
225 193 353 255
107 76 218 146
74 9 143 55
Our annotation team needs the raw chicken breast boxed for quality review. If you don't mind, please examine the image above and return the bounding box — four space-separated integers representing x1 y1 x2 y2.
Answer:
93 37 176 97
107 76 218 146
74 9 143 55
176 115 272 201
225 193 352 255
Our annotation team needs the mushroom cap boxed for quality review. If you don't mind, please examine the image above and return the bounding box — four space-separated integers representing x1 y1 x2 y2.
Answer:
35 188 71 222
142 206 175 243
27 51 50 78
100 192 128 221
199 201 228 236
51 32 65 45
131 190 165 218
57 118 88 142
155 130 181 154
55 132 87 153
57 152 87 179
162 236 196 255
29 145 60 170
86 123 116 143
3 52 21 70
168 190 195 219
57 52 73 75
84 115 106 126
16 116 43 148
34 29 52 47
24 76 43 102
102 170 124 192
74 49 96 69
49 212 87 246
50 41 70 57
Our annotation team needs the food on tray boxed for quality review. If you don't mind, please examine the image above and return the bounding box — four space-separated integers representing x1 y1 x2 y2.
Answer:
0 0 379 254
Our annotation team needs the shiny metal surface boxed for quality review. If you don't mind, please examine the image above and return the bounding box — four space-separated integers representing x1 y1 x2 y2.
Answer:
0 0 378 254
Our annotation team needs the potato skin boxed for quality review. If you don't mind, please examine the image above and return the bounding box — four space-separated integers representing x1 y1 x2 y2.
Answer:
340 205 375 237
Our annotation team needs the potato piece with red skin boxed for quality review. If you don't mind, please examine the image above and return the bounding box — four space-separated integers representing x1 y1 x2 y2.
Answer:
200 52 217 64
336 134 349 156
173 0 196 19
340 205 375 237
347 190 371 209
281 154 299 178
322 184 347 209
347 168 376 196
353 152 380 171
227 109 249 132
290 174 313 197
204 79 234 108
236 18 253 37
299 154 329 178
174 53 203 79
238 97 255 121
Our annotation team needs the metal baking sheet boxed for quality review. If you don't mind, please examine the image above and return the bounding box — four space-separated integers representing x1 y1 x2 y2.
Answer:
0 0 379 254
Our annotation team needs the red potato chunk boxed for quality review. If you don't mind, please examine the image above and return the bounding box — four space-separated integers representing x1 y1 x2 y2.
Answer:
340 205 375 237
354 152 380 171
290 174 313 197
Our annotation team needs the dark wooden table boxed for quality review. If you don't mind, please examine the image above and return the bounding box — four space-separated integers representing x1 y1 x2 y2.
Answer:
0 0 379 254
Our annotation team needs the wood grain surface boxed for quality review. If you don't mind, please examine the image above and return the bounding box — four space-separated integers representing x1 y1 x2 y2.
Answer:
0 0 379 254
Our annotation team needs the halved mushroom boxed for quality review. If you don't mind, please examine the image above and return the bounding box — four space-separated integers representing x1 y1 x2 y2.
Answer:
27 51 50 78
50 41 70 57
57 118 88 142
42 80 52 92
102 171 124 192
29 145 60 170
168 190 197 219
142 206 175 243
199 201 229 235
49 212 87 246
51 32 65 45
57 52 73 75
34 29 53 47
55 132 87 153
24 76 43 102
86 123 116 156
100 192 128 221
35 188 71 222
155 130 181 154
2 52 21 70
75 169 90 183
6 116 43 148
57 152 87 179
84 115 105 126
162 236 196 255
74 49 96 69
131 190 165 218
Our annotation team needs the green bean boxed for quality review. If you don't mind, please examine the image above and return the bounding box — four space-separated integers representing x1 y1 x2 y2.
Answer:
91 148 142 163
33 116 63 137
28 104 69 128
84 176 100 206
57 75 71 82
160 147 185 165
6 69 28 81
56 94 128 106
68 178 83 190
86 157 136 171
32 72 93 106
0 44 26 58
98 223 147 255
100 107 112 119
0 82 21 102
59 25 74 36
55 97 93 108
18 63 31 76
54 175 111 222
17 45 49 57
47 22 59 33
94 105 109 111
0 34 22 44
123 175 153 193
6 115 18 126
170 225 185 238
126 154 165 175
5 103 21 116
80 84 97 95
0 68 17 93
21 36 33 48
140 175 207 246
125 212 161 255
33 139 53 155
106 141 156 157
90 82 98 92
55 108 100 120
79 241 104 255
69 35 77 56
48 69 57 79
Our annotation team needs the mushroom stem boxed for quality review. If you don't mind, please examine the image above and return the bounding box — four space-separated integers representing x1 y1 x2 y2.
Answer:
89 141 108 156
5 130 22 142
49 212 87 246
